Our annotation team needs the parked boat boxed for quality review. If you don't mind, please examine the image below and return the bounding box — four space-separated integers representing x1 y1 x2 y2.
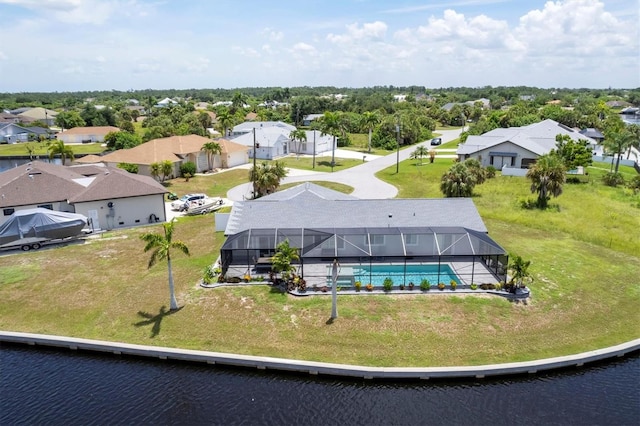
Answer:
0 208 88 251
185 197 225 215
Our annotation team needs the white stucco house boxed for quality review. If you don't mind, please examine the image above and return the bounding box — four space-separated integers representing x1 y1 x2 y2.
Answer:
0 161 167 230
457 119 597 169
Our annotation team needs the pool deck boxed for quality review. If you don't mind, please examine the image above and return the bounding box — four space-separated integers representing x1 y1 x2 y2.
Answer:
226 260 501 290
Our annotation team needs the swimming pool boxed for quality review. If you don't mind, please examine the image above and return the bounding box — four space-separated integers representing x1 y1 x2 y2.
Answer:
352 264 460 286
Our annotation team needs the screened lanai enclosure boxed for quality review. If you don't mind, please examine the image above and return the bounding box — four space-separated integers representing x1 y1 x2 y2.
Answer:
220 226 508 288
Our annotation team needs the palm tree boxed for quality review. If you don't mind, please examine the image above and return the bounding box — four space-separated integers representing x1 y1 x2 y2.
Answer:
216 108 234 137
249 161 288 198
604 129 634 173
289 129 307 156
202 141 222 171
231 91 248 113
440 162 476 197
318 111 343 172
361 111 379 153
150 162 161 181
47 140 74 165
410 145 429 165
625 124 640 160
140 219 190 311
508 254 532 289
526 154 566 208
271 239 300 281
159 160 174 183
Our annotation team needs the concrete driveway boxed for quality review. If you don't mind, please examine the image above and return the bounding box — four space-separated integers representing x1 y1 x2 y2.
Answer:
227 129 462 201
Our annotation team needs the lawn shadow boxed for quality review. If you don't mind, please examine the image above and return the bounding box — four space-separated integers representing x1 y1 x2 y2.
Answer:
134 305 183 338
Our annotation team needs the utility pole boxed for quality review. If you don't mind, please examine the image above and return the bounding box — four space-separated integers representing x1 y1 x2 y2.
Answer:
252 128 257 199
312 130 316 169
396 118 401 174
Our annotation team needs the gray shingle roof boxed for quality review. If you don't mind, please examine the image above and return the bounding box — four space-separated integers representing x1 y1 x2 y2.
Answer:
225 184 487 235
457 119 595 156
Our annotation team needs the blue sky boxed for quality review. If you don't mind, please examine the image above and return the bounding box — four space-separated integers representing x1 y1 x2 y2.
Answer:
0 0 637 92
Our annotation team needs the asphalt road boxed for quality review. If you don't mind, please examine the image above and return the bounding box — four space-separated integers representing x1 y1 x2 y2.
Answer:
227 128 463 201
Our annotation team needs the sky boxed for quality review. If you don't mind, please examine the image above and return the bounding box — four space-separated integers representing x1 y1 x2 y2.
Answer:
0 0 638 92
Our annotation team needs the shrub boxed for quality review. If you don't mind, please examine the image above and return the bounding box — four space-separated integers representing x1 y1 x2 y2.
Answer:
366 283 374 291
479 283 496 290
494 282 503 291
383 277 393 292
470 283 478 290
202 265 216 284
420 279 430 291
180 161 197 180
602 172 625 187
437 282 445 290
354 281 362 292
485 165 497 179
399 283 405 290
450 279 457 290
117 162 139 174
628 175 640 194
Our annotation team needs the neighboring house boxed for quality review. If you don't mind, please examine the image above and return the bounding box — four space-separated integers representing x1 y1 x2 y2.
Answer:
194 102 210 110
220 183 508 285
230 127 291 160
579 128 605 143
230 121 296 137
155 97 178 107
302 114 324 126
605 100 631 109
393 94 407 102
0 123 43 143
57 126 120 143
0 112 21 124
457 119 596 169
125 105 146 116
0 161 167 230
216 139 250 168
288 130 333 156
99 134 247 177
16 107 58 126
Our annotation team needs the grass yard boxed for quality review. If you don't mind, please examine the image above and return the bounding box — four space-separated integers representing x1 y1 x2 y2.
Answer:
0 157 638 367
257 156 364 173
0 142 105 157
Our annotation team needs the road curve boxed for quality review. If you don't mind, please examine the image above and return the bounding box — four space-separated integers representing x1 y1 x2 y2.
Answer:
227 129 463 201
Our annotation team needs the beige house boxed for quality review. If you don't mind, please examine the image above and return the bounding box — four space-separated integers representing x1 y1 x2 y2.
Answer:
0 161 167 230
57 126 120 144
99 135 248 178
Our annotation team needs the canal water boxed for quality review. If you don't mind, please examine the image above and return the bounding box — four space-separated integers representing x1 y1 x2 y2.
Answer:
1 344 638 425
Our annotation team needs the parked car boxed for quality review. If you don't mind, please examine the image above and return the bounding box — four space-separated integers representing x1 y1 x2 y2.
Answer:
430 137 442 146
171 193 206 211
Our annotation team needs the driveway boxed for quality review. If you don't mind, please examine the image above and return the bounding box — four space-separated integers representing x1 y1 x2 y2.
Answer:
227 129 462 201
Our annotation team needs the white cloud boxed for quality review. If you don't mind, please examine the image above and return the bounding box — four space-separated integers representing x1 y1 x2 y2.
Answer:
291 42 315 54
327 21 388 43
183 57 210 73
232 46 261 58
262 27 284 42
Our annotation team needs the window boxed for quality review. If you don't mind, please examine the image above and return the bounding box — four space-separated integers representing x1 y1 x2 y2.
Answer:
371 235 385 245
3 208 15 216
37 204 53 210
405 234 418 246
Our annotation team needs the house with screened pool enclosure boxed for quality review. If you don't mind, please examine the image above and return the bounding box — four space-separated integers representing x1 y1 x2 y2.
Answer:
220 183 508 288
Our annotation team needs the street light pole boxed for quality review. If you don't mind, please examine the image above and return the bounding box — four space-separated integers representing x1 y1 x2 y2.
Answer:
313 130 316 169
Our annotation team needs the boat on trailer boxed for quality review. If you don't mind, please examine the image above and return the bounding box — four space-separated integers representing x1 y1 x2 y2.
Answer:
0 208 88 251
185 197 225 215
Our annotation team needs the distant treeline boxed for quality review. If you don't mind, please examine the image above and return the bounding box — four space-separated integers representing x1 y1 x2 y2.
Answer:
1 86 639 111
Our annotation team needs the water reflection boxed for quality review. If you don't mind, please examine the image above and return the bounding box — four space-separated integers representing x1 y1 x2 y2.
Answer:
1 345 638 425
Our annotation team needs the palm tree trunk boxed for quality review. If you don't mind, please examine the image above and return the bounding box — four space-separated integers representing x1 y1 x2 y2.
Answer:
167 257 179 311
368 127 372 153
331 136 336 172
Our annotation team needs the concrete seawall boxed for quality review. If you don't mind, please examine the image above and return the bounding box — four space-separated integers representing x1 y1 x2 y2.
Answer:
2 331 638 380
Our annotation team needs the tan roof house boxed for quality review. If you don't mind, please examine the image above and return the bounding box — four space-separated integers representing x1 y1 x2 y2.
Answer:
17 107 58 126
57 126 120 144
0 161 167 230
99 135 249 178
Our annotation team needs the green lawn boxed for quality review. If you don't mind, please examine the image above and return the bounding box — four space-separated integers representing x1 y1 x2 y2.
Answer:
0 142 105 157
0 157 638 367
